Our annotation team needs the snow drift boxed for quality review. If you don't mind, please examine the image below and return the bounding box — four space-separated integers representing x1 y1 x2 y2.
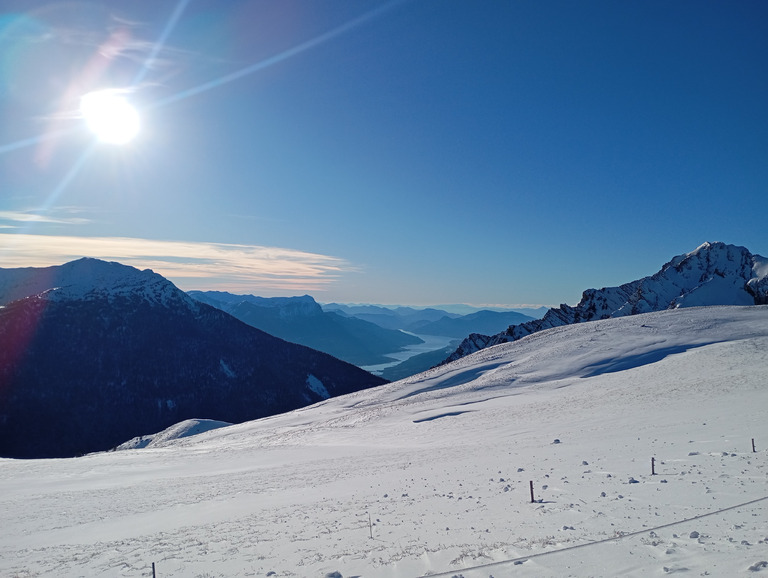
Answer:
115 419 233 450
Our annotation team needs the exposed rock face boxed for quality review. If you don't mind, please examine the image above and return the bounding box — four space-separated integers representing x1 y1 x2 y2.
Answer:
444 242 768 363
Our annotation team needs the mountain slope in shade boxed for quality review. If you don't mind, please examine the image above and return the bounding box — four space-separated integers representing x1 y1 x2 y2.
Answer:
188 291 423 366
0 259 386 458
445 242 768 362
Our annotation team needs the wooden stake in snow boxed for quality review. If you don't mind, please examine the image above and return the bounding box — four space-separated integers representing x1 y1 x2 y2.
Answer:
753 438 757 453
368 511 373 539
651 457 656 475
152 562 156 578
529 480 535 503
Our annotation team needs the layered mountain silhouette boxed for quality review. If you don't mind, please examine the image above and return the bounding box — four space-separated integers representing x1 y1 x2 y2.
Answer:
0 258 385 458
445 242 768 363
322 304 539 336
188 291 422 366
323 304 462 331
411 309 534 338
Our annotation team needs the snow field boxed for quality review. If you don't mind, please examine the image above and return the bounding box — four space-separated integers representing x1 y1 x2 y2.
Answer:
1 306 767 577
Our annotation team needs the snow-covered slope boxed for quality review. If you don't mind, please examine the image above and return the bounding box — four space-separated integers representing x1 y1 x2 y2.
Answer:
115 419 233 450
1 305 766 577
446 242 768 362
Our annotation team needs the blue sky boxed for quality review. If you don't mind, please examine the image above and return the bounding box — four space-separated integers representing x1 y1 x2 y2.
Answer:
1 0 766 307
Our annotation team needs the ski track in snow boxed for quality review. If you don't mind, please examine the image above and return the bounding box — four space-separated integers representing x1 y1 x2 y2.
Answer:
1 306 767 577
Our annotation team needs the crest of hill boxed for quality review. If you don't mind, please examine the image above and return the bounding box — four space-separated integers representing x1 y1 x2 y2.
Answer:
115 419 233 450
445 242 768 363
286 305 768 410
113 304 768 453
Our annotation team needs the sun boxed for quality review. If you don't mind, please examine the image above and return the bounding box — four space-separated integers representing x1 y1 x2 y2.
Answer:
80 90 140 145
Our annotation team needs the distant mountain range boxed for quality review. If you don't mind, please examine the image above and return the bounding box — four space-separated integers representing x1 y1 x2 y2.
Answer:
445 242 768 363
411 309 534 337
187 291 422 366
323 303 536 335
320 304 536 377
0 259 385 458
185 296 539 377
323 304 462 331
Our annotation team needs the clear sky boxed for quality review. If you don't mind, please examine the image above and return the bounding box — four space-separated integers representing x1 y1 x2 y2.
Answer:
1 0 766 308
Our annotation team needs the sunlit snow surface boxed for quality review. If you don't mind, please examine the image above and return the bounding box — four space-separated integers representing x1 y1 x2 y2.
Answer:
115 419 233 450
2 306 767 577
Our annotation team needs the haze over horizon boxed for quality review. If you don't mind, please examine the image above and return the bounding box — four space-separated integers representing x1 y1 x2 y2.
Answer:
1 1 766 308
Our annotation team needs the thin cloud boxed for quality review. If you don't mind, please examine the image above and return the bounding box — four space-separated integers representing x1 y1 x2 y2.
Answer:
0 210 90 225
0 234 354 294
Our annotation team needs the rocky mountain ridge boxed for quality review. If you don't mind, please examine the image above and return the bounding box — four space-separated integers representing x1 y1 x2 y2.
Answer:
445 242 768 363
189 291 322 318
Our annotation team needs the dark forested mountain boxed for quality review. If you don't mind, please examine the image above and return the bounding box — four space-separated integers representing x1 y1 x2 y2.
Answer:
445 242 768 363
187 291 423 366
0 259 385 458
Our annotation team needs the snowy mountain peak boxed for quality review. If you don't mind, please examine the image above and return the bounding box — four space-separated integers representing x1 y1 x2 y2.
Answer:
613 241 767 314
0 257 198 310
445 242 768 362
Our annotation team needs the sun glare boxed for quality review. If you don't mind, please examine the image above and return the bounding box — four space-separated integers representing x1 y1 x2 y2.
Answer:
80 90 140 145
